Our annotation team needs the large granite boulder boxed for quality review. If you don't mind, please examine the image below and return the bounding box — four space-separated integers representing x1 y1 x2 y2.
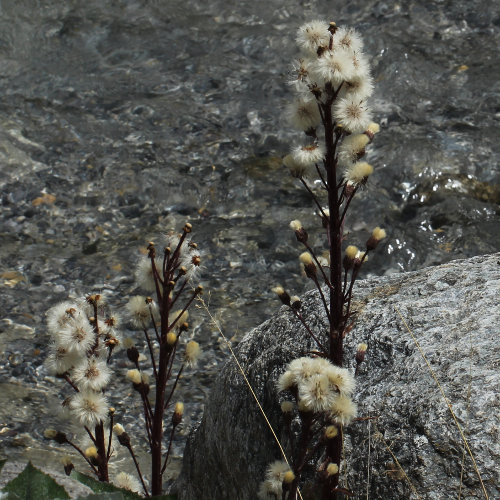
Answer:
175 254 499 499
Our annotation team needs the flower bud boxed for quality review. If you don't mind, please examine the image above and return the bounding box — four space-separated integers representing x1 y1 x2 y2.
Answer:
272 286 291 307
366 227 386 251
356 343 368 365
299 252 317 279
172 402 184 426
343 245 359 271
290 220 308 243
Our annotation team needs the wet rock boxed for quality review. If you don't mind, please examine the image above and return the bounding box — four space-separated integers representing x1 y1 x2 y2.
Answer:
176 253 499 499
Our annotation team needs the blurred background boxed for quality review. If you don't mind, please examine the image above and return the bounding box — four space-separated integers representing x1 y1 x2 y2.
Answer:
0 0 498 485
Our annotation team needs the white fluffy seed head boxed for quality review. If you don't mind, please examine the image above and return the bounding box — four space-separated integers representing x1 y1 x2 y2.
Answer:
69 390 108 426
283 153 311 178
345 162 374 184
46 301 83 337
58 316 95 355
114 472 142 493
333 26 364 53
296 20 330 55
45 345 80 375
291 143 325 167
135 257 162 292
325 366 356 395
298 373 337 412
127 296 151 327
338 134 370 167
311 48 355 87
72 357 111 391
286 97 321 131
330 394 358 425
334 98 372 133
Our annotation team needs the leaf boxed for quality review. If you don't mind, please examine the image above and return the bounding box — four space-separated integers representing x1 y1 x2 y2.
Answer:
1 462 70 499
70 471 142 500
0 459 6 474
76 493 126 500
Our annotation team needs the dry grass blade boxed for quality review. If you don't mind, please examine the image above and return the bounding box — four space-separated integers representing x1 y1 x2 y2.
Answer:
394 306 489 500
374 424 422 500
197 296 303 500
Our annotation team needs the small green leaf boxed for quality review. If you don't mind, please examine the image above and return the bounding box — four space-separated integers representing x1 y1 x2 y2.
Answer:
0 459 7 474
2 462 70 499
71 471 142 500
76 493 126 500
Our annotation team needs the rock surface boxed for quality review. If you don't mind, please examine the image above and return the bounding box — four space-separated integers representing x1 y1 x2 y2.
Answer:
176 253 499 499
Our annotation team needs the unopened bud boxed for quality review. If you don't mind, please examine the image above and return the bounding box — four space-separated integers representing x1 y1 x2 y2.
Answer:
326 463 339 477
290 296 301 311
343 245 358 271
272 286 291 307
172 402 184 426
355 343 368 365
184 223 192 233
366 227 386 250
283 470 295 484
126 345 139 364
290 220 308 243
61 455 74 476
166 332 178 346
325 425 338 439
299 252 317 279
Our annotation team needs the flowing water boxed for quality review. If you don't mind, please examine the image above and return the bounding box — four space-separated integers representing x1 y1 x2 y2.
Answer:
0 0 498 488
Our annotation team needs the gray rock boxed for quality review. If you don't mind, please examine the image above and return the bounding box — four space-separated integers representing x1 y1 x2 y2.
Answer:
175 253 500 499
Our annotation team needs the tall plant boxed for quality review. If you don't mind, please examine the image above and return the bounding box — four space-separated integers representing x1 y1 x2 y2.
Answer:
44 222 203 497
260 20 385 499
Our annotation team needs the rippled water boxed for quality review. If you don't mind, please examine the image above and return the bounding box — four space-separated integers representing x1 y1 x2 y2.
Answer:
0 0 498 486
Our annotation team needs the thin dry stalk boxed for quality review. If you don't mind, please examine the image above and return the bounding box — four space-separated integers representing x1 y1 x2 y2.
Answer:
394 306 488 500
196 295 303 500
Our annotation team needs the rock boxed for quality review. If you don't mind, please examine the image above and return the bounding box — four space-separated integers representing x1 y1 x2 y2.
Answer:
175 253 499 499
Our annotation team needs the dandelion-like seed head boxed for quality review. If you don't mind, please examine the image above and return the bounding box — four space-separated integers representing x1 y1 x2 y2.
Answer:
70 390 108 426
127 296 152 328
47 301 82 337
286 97 321 131
292 143 325 167
58 316 95 355
330 393 357 426
135 257 162 292
312 47 355 87
114 472 142 494
334 98 372 134
46 345 80 375
325 365 356 395
298 373 337 412
372 227 387 241
333 26 364 53
281 401 294 413
283 153 310 179
73 356 111 392
113 423 125 436
345 161 374 185
338 134 370 168
296 20 330 55
277 370 295 392
166 332 178 346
